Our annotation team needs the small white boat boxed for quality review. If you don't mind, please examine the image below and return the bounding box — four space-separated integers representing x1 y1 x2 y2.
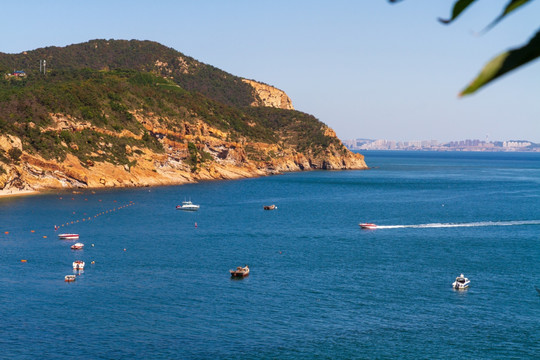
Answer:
73 260 85 270
59 233 79 240
452 274 470 290
359 223 377 230
71 243 84 250
64 275 76 282
176 201 200 211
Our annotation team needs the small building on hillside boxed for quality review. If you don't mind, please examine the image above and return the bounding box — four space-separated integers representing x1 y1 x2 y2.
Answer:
12 70 26 77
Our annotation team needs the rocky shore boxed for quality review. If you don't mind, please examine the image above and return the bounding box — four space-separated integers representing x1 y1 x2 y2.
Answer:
0 121 367 197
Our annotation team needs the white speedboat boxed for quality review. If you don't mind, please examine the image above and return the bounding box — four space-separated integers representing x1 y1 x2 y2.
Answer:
359 223 377 230
70 243 84 250
58 233 79 240
64 275 76 282
452 274 470 290
73 260 85 270
176 201 200 211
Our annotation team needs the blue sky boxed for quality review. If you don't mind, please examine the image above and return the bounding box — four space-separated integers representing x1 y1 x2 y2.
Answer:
2 0 539 142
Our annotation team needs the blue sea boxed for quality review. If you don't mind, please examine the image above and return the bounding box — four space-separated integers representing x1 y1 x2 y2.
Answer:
1 151 539 359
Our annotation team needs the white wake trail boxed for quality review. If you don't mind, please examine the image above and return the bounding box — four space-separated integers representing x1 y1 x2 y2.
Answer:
375 220 540 229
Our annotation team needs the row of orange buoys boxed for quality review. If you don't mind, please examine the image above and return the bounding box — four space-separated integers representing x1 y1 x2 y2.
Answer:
54 201 135 229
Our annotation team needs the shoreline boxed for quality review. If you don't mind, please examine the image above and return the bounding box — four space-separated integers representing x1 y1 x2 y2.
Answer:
0 189 40 198
0 166 370 200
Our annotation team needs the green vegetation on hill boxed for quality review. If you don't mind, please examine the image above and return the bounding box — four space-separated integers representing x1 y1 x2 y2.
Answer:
0 40 343 169
0 39 258 107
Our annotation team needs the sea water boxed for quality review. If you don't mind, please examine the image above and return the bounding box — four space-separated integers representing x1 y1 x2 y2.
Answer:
0 151 539 359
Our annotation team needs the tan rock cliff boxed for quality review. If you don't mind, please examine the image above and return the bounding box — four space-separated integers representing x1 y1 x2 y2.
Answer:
0 114 367 193
242 79 294 110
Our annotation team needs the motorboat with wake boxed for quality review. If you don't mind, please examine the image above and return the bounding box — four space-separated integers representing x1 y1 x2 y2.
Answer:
452 274 470 290
359 223 377 230
176 201 200 211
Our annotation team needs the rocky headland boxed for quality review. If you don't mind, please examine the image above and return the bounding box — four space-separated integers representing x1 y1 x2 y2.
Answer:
0 39 367 195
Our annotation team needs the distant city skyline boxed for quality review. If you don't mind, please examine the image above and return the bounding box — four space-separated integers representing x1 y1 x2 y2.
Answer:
342 137 539 152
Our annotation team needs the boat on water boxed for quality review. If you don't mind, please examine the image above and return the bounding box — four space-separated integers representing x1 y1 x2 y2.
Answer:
70 243 84 250
230 265 250 278
176 201 200 211
73 260 85 270
58 233 79 240
263 205 277 210
359 223 377 230
64 275 76 282
452 274 470 290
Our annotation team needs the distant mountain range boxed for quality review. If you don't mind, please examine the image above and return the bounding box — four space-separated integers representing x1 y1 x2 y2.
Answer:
0 39 366 192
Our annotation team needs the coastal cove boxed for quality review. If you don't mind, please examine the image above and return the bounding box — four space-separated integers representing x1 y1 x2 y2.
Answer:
1 151 539 359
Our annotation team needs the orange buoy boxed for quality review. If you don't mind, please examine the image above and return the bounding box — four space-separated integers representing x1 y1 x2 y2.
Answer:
31 230 35 233
21 259 27 262
4 231 8 234
43 236 47 238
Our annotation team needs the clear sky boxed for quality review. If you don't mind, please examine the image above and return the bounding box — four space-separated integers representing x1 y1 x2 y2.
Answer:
2 0 539 142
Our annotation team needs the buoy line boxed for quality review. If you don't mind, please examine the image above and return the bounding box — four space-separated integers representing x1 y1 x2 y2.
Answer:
54 201 135 230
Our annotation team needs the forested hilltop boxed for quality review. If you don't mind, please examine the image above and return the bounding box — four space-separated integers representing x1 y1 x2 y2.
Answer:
0 39 366 192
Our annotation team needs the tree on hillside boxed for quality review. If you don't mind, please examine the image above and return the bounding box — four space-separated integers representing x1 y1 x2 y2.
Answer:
390 0 539 96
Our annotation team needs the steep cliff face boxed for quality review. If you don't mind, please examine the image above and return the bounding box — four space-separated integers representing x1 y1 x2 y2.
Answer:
242 79 294 110
0 116 366 193
0 40 367 194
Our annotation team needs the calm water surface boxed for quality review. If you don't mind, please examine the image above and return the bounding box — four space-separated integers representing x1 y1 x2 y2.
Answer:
1 151 539 359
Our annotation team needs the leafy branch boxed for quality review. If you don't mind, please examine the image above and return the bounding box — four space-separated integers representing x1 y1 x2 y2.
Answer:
390 0 539 96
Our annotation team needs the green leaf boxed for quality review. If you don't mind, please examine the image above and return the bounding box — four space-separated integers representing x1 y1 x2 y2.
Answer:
460 29 540 96
439 0 477 24
483 0 533 31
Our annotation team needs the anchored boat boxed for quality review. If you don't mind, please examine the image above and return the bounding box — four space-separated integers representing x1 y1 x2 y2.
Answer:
452 274 470 290
71 243 84 250
73 260 85 270
58 233 79 240
176 201 200 211
230 265 250 278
